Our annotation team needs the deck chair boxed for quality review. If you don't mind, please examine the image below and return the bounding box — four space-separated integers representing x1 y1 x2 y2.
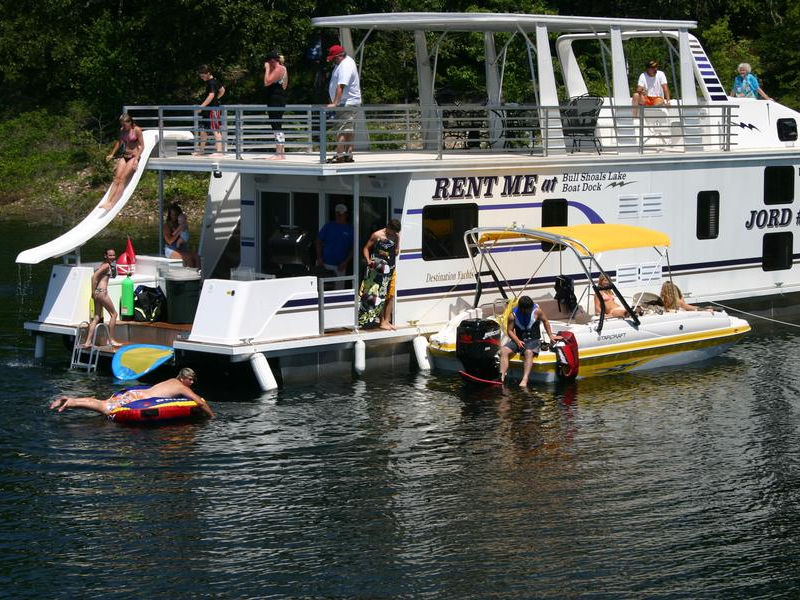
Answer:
561 96 603 154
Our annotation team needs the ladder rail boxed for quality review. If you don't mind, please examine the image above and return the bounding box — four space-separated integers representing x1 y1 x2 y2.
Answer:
70 322 110 373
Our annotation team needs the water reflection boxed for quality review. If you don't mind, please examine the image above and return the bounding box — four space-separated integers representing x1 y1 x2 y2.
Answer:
4 219 800 596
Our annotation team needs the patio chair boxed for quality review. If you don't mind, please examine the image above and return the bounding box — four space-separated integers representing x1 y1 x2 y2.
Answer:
561 96 604 154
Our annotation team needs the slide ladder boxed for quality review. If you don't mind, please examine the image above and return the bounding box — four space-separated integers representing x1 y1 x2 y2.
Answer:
16 129 192 265
688 34 727 103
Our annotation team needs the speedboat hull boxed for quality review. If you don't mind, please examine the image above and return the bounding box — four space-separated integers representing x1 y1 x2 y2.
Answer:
429 310 750 383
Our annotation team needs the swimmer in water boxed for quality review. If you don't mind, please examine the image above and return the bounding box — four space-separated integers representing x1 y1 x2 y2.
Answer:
49 368 214 418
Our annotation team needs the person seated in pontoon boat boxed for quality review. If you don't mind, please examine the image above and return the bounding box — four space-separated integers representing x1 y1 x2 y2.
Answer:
49 368 214 418
594 274 640 319
500 295 561 388
660 281 713 312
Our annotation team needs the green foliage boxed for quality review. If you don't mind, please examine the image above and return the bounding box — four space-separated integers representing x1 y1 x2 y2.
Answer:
0 104 99 206
1 0 799 129
757 2 800 107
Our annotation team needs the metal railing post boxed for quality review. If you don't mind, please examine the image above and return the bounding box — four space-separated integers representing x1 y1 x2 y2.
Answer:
158 107 165 157
235 108 243 159
542 109 549 157
319 108 328 163
193 107 200 154
639 108 645 154
437 107 443 159
307 108 313 151
318 279 326 334
724 106 732 151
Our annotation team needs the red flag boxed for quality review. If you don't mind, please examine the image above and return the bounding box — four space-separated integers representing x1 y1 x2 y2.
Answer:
117 236 137 275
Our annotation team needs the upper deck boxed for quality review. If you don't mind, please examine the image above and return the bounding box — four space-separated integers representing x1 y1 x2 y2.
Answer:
131 11 798 174
129 97 796 177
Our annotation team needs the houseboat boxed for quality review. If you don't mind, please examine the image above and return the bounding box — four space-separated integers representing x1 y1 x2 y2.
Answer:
16 13 800 389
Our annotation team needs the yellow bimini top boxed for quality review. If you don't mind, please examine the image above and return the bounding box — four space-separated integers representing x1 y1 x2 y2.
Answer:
475 224 670 256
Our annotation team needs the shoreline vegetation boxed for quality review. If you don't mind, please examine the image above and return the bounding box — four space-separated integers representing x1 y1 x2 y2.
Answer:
0 106 206 237
2 4 797 235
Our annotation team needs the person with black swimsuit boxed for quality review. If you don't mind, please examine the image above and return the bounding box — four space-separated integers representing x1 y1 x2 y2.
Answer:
264 50 287 160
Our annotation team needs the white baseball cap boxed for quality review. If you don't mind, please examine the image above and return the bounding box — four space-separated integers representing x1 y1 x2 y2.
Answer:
335 203 348 213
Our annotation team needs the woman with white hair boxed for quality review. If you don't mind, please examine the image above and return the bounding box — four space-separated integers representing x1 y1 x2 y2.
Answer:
731 63 771 100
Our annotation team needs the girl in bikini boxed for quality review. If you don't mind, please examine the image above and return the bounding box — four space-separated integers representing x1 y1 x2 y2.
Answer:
83 248 123 348
99 114 144 211
594 274 630 318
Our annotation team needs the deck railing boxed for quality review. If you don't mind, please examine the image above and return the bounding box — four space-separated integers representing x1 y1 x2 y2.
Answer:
124 101 738 161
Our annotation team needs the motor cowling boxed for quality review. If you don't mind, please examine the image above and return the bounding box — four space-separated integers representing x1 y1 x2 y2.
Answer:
553 330 579 380
456 318 501 379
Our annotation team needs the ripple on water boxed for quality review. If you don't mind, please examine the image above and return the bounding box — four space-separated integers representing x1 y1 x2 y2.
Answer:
1 322 800 596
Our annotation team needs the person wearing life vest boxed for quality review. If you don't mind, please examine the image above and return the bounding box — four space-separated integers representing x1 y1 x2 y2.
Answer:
500 295 561 387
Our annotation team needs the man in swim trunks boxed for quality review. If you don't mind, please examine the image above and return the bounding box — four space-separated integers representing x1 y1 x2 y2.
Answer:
49 368 214 418
83 248 123 348
632 60 670 116
196 65 226 155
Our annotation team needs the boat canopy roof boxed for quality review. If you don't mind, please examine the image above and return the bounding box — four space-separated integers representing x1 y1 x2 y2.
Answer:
312 13 696 33
475 224 671 255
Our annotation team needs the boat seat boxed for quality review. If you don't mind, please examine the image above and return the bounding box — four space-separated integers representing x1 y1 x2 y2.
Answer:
532 297 590 325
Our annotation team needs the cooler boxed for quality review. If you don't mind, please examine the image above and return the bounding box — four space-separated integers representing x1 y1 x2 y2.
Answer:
164 269 202 324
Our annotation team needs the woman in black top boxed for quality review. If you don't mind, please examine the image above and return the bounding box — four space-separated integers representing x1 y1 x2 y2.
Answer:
264 51 288 159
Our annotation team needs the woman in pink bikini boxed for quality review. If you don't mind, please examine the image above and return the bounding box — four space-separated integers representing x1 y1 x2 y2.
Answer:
99 113 144 211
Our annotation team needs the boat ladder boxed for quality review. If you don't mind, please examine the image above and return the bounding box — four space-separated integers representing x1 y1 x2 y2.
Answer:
70 321 109 372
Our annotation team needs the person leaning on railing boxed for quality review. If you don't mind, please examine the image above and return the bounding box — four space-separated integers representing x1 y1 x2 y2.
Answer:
731 63 772 101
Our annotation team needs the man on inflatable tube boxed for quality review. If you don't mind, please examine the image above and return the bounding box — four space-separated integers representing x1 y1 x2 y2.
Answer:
50 368 214 419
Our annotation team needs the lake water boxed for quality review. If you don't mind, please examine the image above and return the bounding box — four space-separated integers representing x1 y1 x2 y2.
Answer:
2 221 800 598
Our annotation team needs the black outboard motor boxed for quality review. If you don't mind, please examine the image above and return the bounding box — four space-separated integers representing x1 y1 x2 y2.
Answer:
456 318 502 380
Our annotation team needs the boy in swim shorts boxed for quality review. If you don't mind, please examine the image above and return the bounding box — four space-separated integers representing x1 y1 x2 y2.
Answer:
50 368 214 418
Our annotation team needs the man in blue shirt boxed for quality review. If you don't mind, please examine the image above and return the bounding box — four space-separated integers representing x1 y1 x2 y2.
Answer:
316 203 354 288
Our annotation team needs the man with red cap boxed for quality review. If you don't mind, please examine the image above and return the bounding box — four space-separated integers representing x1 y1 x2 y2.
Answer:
326 44 362 163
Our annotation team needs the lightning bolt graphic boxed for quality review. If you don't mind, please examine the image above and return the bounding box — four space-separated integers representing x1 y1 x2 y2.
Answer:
733 121 760 131
606 180 636 189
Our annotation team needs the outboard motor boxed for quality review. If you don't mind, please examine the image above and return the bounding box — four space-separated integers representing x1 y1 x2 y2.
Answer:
456 318 501 380
553 330 579 380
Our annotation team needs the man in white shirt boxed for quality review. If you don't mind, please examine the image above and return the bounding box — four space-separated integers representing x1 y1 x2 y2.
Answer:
632 60 670 115
326 44 362 163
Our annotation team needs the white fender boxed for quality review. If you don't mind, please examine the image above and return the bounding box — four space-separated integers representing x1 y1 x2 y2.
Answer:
250 352 278 391
34 335 46 361
413 335 431 371
354 339 366 374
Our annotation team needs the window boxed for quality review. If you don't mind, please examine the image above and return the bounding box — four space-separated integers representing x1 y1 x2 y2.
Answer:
762 232 793 271
259 191 319 275
764 166 794 205
697 191 720 239
777 118 798 142
541 198 567 252
542 198 568 227
422 203 478 260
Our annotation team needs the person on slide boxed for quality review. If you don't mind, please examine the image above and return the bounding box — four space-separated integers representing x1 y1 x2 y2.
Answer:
50 368 214 418
99 113 144 211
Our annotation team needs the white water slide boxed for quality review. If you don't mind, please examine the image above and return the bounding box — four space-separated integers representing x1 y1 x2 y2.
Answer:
16 129 192 265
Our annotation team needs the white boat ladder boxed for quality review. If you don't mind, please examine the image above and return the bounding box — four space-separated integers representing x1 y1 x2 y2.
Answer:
70 321 109 372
